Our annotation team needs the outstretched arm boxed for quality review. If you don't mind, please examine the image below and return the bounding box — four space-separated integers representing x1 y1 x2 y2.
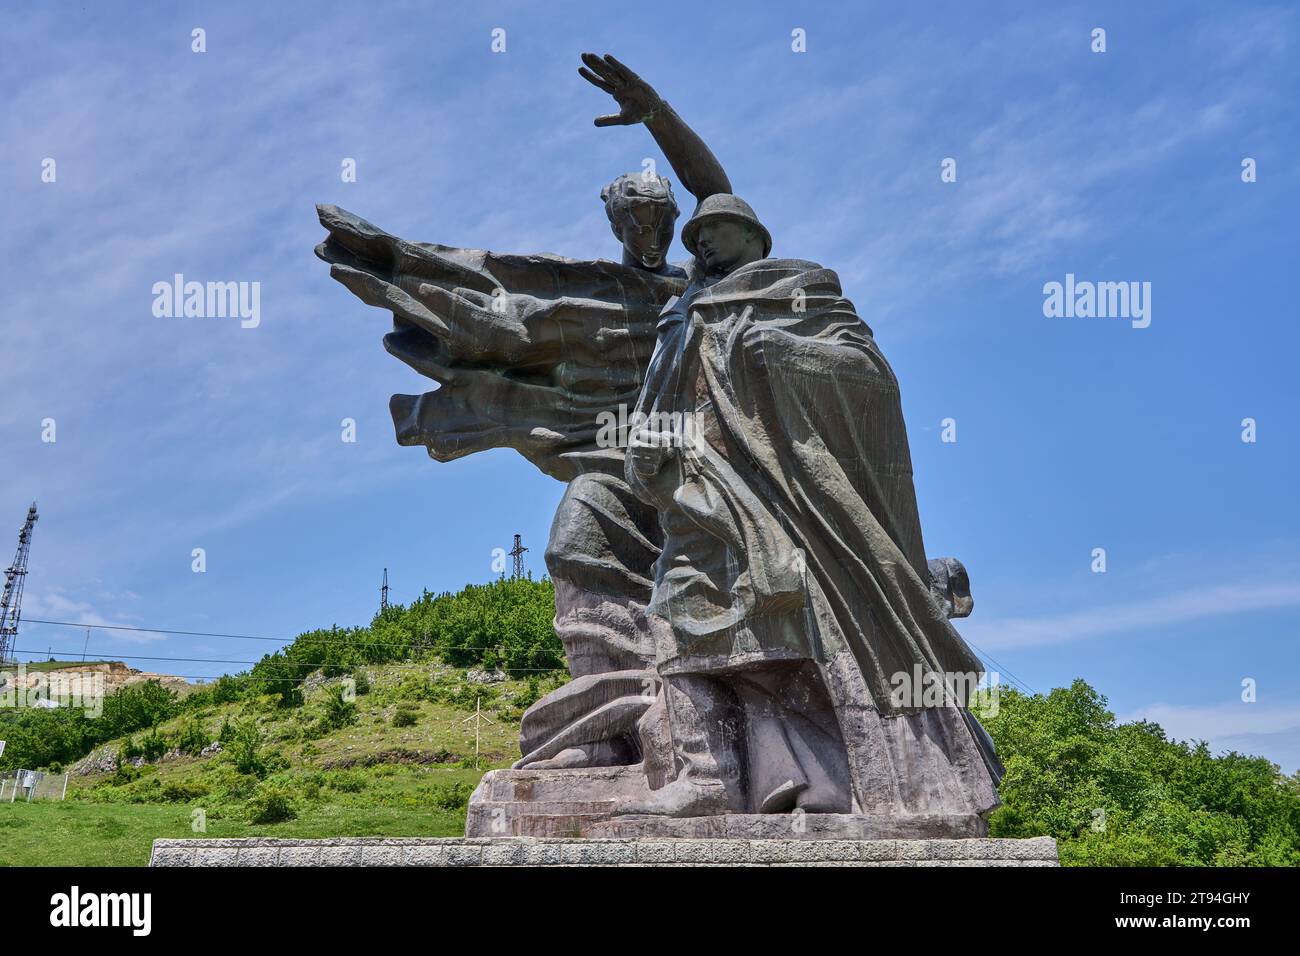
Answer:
579 53 732 204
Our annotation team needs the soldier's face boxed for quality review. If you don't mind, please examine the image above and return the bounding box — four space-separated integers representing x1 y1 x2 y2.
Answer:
620 201 675 269
696 219 760 275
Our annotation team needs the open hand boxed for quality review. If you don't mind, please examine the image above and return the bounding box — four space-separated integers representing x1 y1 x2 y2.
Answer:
579 53 664 127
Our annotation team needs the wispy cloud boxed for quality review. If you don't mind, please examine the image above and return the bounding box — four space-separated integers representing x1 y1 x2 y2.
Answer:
962 581 1300 650
1121 700 1300 774
17 586 167 649
726 5 1297 334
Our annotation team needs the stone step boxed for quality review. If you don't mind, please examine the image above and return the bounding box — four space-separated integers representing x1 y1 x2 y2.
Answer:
150 836 1060 867
478 765 653 804
466 767 993 840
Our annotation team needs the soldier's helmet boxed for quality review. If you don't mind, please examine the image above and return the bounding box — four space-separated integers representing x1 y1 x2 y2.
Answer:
681 194 772 259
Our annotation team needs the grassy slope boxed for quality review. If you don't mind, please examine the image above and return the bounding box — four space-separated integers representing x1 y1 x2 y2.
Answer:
0 662 533 866
0 801 470 867
15 660 116 672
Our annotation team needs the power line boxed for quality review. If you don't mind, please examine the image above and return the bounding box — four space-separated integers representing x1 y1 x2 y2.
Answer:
5 670 562 685
963 638 1037 696
14 648 287 667
21 618 541 655
23 618 289 643
9 646 566 675
144 672 565 683
20 610 1033 699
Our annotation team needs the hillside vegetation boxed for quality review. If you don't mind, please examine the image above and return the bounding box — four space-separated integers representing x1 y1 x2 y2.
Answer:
2 576 1298 866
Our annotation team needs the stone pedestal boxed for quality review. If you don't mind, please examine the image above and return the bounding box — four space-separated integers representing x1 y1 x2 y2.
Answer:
465 766 992 840
150 836 1058 867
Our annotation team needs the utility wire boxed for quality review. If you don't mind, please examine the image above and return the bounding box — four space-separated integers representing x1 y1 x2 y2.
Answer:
11 645 564 669
25 618 322 644
964 638 1037 696
20 619 1035 695
20 617 546 655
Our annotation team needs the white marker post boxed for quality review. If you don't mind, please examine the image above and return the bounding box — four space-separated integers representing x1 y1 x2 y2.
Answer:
460 696 496 770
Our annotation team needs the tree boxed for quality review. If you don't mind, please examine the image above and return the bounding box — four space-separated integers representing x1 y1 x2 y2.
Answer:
976 679 1300 866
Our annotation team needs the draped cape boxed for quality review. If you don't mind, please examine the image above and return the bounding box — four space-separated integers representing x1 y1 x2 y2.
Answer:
627 258 987 714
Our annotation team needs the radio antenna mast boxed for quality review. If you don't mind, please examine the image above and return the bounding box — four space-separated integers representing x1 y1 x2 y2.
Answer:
0 502 39 664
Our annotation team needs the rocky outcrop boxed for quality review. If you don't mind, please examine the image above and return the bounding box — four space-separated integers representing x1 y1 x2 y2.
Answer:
6 660 190 697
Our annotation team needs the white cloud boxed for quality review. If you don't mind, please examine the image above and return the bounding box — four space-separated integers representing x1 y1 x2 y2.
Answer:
1121 700 1300 775
961 581 1300 650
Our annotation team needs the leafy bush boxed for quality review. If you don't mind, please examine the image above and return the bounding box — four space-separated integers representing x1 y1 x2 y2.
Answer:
516 675 543 710
320 686 358 731
226 720 267 777
181 675 245 712
395 675 430 703
160 779 209 803
110 762 141 786
200 764 260 805
209 675 244 704
431 780 474 811
494 704 524 723
325 771 366 793
246 783 297 824
392 708 418 728
140 728 168 762
175 719 208 756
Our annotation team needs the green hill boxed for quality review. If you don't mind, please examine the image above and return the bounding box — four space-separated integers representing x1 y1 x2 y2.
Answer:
0 577 561 865
2 576 1297 867
0 659 558 866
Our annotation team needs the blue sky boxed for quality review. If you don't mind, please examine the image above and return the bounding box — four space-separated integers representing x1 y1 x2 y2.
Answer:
3 1 1298 772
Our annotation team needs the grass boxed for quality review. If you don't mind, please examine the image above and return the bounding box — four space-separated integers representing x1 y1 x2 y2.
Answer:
0 660 558 866
0 797 469 866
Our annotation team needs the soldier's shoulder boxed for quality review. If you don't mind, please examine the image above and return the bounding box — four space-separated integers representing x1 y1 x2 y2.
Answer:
763 257 829 272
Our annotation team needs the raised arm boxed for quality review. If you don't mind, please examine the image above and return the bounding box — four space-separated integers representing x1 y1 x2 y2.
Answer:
579 53 732 204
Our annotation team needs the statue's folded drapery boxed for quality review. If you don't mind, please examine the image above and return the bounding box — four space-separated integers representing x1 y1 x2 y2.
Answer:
627 257 1002 811
315 204 682 771
315 207 1000 811
314 204 685 481
634 258 983 704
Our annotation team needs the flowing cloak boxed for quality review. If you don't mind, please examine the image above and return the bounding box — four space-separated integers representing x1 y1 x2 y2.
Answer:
314 204 686 481
315 204 683 769
625 257 1002 810
315 207 998 804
